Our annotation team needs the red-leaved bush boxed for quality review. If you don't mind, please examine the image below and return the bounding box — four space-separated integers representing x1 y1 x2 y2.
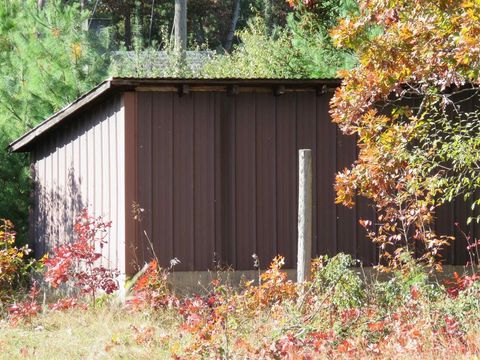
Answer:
444 272 480 298
43 208 119 303
8 282 41 326
126 260 178 311
5 210 119 325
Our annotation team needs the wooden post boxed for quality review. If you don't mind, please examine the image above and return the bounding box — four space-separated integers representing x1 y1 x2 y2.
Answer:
297 149 312 283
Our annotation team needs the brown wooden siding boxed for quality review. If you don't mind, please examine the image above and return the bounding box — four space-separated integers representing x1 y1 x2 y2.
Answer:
134 90 382 271
32 95 126 273
28 84 478 275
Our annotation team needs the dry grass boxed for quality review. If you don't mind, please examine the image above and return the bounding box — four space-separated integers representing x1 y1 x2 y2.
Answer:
2 255 480 359
1 303 480 359
0 306 185 360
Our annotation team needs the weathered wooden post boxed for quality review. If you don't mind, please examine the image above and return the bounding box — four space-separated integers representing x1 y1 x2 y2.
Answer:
297 149 312 283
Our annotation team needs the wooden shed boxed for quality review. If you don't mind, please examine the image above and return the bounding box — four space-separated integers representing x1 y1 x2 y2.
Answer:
9 78 471 276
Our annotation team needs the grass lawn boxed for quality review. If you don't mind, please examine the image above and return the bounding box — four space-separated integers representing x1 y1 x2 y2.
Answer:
2 255 480 359
0 307 182 359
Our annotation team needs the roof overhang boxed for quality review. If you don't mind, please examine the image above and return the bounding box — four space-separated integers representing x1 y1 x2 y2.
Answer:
8 77 341 152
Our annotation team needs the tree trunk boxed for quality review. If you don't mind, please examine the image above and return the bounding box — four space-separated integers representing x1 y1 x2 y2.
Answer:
173 0 187 59
125 11 132 50
134 1 144 49
224 0 241 52
264 0 273 35
148 0 156 45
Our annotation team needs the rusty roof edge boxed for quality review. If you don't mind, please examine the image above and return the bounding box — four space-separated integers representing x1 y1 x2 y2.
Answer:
9 77 342 152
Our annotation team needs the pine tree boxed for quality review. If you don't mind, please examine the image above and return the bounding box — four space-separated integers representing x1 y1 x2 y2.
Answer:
0 0 108 243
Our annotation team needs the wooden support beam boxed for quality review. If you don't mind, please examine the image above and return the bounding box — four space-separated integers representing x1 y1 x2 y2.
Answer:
178 84 190 96
227 85 240 96
274 85 286 96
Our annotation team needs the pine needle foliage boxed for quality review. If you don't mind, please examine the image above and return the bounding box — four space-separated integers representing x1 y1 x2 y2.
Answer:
0 0 108 243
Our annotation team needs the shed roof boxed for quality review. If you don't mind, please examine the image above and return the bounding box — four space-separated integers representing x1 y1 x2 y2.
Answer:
8 77 341 152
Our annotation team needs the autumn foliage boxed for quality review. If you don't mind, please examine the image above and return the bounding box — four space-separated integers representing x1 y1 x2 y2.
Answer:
126 260 177 312
2 220 480 358
119 254 480 359
330 0 480 269
43 208 119 302
0 219 32 306
4 209 119 325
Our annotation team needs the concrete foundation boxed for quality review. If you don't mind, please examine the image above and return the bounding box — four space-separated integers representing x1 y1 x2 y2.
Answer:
163 265 477 293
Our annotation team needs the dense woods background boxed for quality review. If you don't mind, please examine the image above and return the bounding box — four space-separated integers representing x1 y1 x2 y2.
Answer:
0 0 356 243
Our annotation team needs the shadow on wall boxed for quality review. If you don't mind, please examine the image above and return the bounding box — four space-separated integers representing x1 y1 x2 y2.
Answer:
34 166 85 258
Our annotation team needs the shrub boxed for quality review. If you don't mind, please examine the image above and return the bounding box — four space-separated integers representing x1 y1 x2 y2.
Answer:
7 282 41 326
126 260 177 312
43 208 119 305
241 255 297 311
372 251 434 308
310 253 365 309
0 219 34 307
442 274 480 332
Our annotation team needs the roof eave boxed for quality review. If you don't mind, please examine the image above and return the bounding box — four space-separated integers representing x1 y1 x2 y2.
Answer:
8 77 342 153
8 80 113 153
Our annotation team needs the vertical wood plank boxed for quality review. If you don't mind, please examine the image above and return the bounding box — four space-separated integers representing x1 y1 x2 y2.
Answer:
316 94 337 257
117 95 127 275
79 115 88 211
57 130 66 245
214 93 224 266
124 92 138 275
35 145 44 255
336 130 357 257
235 92 256 270
72 116 82 218
93 106 104 263
109 101 119 270
173 94 195 270
194 93 216 269
66 123 76 245
137 92 153 263
101 104 111 266
255 92 277 267
220 94 236 267
86 112 95 212
94 108 103 220
152 92 174 267
276 93 297 268
46 141 54 250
